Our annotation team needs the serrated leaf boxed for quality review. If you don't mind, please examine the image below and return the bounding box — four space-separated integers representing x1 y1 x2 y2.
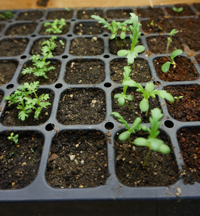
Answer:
161 61 171 73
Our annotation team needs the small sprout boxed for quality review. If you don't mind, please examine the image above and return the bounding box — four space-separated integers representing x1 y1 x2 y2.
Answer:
150 20 154 27
172 7 183 13
161 29 183 73
117 13 145 68
134 108 171 167
30 148 34 153
174 96 183 104
110 112 142 145
65 7 70 11
8 152 15 158
8 132 19 144
44 18 66 34
158 26 163 31
0 11 14 19
4 81 51 121
114 66 134 110
59 40 65 45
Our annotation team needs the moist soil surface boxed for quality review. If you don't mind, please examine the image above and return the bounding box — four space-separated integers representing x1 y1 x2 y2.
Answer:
106 9 133 19
136 7 164 19
153 56 198 82
70 37 104 56
0 131 44 189
46 130 109 188
110 58 151 83
196 54 200 66
165 4 195 16
177 127 200 184
16 11 44 21
193 3 200 11
77 9 104 19
1 89 54 126
74 22 103 35
46 10 74 20
0 24 5 32
0 91 4 103
147 35 183 54
18 60 61 85
39 23 70 35
65 59 105 84
112 88 161 123
171 18 200 51
0 38 28 57
30 37 66 56
141 19 172 34
164 85 200 122
5 23 37 36
0 60 18 85
57 88 106 125
115 130 179 186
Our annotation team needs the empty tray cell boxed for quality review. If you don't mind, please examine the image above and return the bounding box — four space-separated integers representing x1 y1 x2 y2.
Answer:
136 7 164 19
5 23 37 36
46 10 74 20
57 88 106 125
74 22 103 35
106 9 133 19
77 9 104 19
16 10 44 21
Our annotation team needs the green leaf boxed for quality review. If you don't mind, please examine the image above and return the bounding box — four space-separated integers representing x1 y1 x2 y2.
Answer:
117 50 128 57
120 32 126 39
145 82 154 92
171 49 182 61
154 90 174 102
117 96 125 106
139 98 149 112
122 79 137 87
161 61 171 73
134 137 148 146
125 95 134 101
134 45 145 54
127 51 137 64
119 131 131 141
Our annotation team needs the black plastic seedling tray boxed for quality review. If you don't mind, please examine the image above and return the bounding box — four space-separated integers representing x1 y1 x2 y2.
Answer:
0 4 200 216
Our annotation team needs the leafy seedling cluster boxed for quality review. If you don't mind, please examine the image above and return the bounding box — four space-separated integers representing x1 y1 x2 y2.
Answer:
44 18 66 34
172 6 183 13
8 132 19 144
0 11 14 19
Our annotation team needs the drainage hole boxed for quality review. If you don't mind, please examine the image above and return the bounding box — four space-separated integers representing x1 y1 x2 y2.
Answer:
31 34 36 37
67 34 72 37
164 120 174 128
6 84 14 89
45 123 54 131
55 83 63 88
62 55 68 59
103 54 110 58
103 34 109 37
104 82 111 88
105 122 114 130
20 55 27 59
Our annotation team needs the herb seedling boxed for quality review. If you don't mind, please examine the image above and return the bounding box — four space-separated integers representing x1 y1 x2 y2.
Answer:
4 81 51 121
114 66 134 110
8 132 19 144
91 15 132 48
161 29 183 73
110 112 142 145
123 80 174 113
59 40 65 46
174 96 183 104
0 11 14 19
65 7 70 11
117 13 145 68
134 108 171 167
41 36 57 58
44 18 66 34
172 6 183 13
150 20 154 27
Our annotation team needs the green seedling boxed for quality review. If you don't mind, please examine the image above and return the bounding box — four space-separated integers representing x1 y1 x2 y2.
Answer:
4 81 51 121
134 108 171 167
41 36 57 58
123 80 174 113
65 7 70 11
91 14 132 48
110 112 142 145
114 66 134 110
172 6 183 13
150 20 154 27
174 96 183 104
59 39 65 45
117 13 145 68
161 29 183 73
44 18 66 34
0 11 14 19
8 132 19 144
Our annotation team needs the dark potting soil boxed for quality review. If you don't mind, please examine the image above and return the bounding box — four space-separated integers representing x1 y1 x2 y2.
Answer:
39 22 70 35
177 127 200 184
65 59 105 84
141 19 172 34
164 85 200 122
115 130 179 186
110 58 151 83
147 35 183 54
57 88 106 125
1 89 54 126
46 130 109 188
193 3 200 12
0 38 28 57
5 23 37 36
109 38 143 55
171 18 200 51
0 60 18 85
0 24 5 32
106 9 133 19
77 9 104 19
153 56 198 82
16 10 44 21
112 88 161 123
0 131 44 189
136 7 164 19
195 54 200 66
30 37 66 56
0 91 4 103
70 37 104 56
74 22 103 35
18 60 61 85
46 10 74 20
165 4 195 16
